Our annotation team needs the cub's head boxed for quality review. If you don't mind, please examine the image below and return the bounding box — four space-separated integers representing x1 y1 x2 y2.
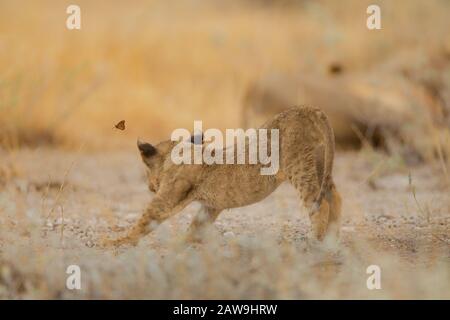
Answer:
137 139 175 192
137 134 203 192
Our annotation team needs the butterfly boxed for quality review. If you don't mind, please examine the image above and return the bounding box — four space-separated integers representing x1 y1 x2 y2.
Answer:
114 120 125 131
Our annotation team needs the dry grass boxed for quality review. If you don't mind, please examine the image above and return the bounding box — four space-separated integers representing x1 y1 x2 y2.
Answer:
1 0 449 148
0 0 449 300
1 229 448 299
0 149 449 299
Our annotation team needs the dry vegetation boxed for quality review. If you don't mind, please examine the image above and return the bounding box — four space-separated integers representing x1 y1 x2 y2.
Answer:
0 0 449 299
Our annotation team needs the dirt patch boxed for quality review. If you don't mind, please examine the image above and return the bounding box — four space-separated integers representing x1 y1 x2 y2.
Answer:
0 149 448 299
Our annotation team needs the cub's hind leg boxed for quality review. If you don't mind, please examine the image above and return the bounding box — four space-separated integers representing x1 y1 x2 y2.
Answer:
309 197 330 242
324 183 342 243
313 145 341 243
285 150 330 241
311 145 342 242
186 205 221 243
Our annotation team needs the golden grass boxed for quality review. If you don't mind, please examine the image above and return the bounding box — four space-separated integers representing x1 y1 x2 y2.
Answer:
1 0 449 148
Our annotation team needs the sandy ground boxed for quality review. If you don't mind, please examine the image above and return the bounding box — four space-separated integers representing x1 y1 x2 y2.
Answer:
0 148 449 299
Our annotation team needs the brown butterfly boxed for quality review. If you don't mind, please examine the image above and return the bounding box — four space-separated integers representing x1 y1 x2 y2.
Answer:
114 120 125 131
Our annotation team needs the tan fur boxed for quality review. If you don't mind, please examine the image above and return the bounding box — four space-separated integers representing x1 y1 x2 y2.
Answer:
104 106 341 247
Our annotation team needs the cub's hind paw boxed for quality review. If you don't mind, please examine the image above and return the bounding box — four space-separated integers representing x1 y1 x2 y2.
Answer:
183 231 204 244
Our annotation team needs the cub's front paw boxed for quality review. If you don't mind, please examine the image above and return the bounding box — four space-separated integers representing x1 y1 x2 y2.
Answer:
98 235 139 249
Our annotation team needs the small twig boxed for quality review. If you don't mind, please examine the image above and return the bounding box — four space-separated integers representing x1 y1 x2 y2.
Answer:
40 174 52 217
44 143 84 223
435 130 450 187
359 159 386 188
409 172 428 219
409 173 449 246
432 234 450 245
45 159 76 221
60 204 65 243
351 124 373 151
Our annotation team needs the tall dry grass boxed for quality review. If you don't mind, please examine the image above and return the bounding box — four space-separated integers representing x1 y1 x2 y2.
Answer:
1 0 449 149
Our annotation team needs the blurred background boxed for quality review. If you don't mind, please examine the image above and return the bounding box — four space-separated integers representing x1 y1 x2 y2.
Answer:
1 0 449 151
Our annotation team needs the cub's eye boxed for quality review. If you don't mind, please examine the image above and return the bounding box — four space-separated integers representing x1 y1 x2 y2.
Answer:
190 133 204 145
137 141 157 157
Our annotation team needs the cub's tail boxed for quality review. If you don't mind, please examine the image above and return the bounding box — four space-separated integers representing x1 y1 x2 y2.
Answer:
311 108 335 212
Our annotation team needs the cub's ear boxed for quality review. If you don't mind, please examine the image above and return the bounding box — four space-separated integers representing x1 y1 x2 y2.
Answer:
190 133 204 145
137 139 157 157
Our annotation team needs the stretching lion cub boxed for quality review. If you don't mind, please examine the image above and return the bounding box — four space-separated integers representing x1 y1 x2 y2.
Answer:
105 106 341 247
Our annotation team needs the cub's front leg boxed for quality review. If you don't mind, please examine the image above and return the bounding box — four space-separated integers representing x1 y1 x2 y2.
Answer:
103 179 193 247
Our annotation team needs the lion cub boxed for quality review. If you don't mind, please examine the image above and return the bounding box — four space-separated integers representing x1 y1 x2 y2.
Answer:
106 106 341 247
